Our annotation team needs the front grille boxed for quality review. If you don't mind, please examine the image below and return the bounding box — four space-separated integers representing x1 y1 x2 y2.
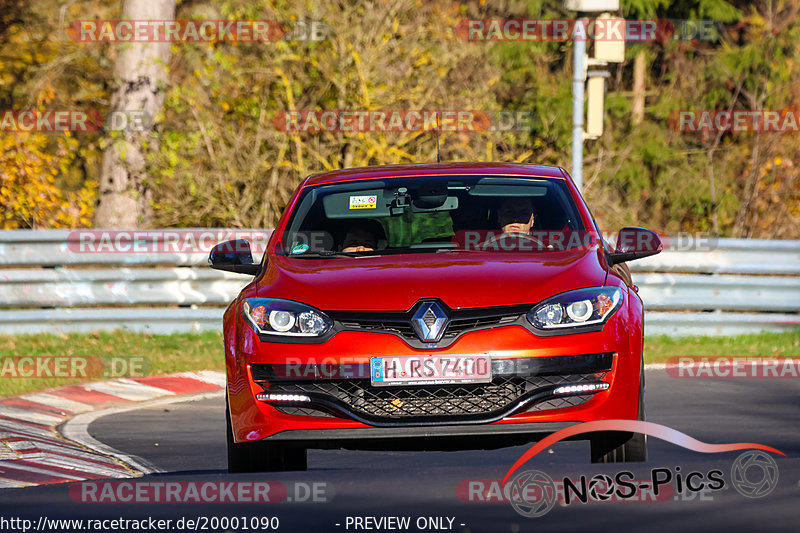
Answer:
264 372 602 421
329 303 530 346
274 394 593 419
338 320 415 338
441 315 519 339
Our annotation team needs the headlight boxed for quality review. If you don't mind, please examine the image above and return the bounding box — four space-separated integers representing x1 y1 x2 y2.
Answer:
241 298 333 337
527 287 623 330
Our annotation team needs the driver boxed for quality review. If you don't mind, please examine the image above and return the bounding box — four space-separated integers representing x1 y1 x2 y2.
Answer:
480 197 548 251
497 197 535 234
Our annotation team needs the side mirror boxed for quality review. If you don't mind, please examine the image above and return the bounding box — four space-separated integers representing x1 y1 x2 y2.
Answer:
609 227 663 265
208 240 260 275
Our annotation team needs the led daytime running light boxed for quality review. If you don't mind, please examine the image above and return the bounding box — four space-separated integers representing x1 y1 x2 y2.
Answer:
553 382 609 395
256 393 312 402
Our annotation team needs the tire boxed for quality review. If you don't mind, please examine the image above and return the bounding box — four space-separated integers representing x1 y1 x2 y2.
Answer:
590 375 647 464
226 397 308 473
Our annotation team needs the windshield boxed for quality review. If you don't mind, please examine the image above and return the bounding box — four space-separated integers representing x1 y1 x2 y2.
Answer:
280 175 589 257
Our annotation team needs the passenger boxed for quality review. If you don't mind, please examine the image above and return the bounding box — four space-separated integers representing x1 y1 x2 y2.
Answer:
340 219 384 252
342 227 376 252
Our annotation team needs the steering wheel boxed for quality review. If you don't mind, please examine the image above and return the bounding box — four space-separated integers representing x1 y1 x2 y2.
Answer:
482 231 546 250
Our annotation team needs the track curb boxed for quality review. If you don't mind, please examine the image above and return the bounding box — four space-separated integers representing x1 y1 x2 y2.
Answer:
0 371 224 488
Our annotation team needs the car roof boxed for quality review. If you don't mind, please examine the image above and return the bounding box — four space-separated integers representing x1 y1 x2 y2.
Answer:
303 162 570 187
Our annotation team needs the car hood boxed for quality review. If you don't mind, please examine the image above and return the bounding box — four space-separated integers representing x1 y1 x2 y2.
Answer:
257 246 608 311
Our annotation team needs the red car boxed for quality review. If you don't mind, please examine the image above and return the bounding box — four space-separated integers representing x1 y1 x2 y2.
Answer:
209 163 662 472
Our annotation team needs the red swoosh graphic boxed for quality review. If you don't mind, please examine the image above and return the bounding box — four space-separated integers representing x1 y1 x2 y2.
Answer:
501 420 785 485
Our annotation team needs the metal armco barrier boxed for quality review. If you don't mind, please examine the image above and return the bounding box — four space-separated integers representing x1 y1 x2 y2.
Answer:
0 230 797 337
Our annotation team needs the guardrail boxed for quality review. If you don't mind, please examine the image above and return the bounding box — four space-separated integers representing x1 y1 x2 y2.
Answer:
627 237 800 335
0 230 797 337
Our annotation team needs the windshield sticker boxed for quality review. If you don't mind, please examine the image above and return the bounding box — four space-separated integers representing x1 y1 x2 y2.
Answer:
349 195 378 209
291 243 310 254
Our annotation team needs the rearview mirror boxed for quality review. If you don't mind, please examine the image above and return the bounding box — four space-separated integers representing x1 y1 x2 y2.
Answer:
609 227 662 265
208 240 260 275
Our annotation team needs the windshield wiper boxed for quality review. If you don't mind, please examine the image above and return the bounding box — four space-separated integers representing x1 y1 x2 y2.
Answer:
289 251 381 258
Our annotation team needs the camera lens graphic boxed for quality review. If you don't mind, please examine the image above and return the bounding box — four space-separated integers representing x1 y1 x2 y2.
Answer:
505 470 557 518
587 474 615 501
730 450 779 498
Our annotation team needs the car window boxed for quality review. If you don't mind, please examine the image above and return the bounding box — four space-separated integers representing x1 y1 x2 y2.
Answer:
280 175 589 257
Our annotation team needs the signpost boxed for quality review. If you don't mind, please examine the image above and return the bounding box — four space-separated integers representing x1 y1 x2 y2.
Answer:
564 0 623 191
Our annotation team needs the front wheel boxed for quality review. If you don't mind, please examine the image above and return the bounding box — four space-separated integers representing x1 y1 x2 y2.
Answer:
590 377 647 463
226 398 308 473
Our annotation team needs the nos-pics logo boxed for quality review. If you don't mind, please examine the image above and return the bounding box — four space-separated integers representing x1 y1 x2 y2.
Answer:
501 420 782 518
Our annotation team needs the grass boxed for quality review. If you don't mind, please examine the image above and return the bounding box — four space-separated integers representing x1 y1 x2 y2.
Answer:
0 329 798 398
0 330 223 398
644 330 800 363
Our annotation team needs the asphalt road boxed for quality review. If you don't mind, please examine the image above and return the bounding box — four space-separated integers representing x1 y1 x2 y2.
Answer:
1 370 798 532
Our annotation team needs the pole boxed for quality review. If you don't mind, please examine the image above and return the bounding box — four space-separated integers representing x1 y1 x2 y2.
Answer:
571 19 586 192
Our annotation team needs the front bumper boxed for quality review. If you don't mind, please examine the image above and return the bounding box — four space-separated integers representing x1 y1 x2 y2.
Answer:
263 421 581 451
226 311 641 444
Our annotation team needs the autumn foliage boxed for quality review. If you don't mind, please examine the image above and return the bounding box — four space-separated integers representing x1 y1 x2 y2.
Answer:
0 89 96 229
0 0 798 238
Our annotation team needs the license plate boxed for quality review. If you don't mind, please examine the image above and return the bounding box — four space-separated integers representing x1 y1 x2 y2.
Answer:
370 354 493 387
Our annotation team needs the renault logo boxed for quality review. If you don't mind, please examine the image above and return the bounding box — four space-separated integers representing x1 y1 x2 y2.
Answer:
411 301 449 342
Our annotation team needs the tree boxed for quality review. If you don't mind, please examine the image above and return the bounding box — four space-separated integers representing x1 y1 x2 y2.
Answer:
94 0 175 228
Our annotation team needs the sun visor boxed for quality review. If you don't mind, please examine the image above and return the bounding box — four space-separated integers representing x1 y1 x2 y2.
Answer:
469 177 549 197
